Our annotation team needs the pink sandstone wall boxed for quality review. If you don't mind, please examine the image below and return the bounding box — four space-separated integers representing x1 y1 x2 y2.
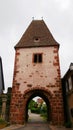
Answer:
14 46 61 94
10 46 64 125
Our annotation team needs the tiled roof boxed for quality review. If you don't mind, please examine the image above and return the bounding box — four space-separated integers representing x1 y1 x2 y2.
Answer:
15 20 59 48
0 57 5 94
63 63 73 79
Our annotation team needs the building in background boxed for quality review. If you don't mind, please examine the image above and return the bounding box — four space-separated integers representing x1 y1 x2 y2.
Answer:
0 57 5 94
62 63 73 124
37 98 44 105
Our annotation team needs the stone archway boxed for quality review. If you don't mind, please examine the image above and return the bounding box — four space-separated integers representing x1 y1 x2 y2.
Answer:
23 87 52 123
10 86 64 125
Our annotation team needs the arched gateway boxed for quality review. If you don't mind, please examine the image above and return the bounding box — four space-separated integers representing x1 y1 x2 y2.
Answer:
23 87 52 122
10 20 64 125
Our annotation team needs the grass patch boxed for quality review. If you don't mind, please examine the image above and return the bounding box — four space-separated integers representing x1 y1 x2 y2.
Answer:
41 113 47 120
0 118 9 129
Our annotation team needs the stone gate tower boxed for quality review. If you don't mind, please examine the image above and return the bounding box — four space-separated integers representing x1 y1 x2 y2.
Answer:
10 20 64 124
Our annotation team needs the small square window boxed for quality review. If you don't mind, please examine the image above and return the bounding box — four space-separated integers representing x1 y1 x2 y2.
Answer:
33 54 42 63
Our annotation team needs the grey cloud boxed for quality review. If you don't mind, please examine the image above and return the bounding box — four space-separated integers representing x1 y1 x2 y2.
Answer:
0 0 73 92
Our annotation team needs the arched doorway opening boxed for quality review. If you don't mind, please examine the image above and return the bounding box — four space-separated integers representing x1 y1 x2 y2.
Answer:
28 96 49 123
24 89 52 123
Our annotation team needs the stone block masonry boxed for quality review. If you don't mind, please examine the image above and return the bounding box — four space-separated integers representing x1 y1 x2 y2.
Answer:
10 46 64 125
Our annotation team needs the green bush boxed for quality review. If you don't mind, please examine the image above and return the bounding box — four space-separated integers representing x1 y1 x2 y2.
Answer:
31 107 40 114
41 113 47 120
0 118 7 124
65 121 72 128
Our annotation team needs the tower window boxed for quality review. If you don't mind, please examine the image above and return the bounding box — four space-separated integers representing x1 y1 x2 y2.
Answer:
33 54 42 63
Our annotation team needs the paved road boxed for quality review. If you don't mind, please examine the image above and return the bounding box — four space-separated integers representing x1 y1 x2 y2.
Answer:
14 123 50 130
28 113 46 122
2 113 73 130
2 113 50 130
14 113 50 130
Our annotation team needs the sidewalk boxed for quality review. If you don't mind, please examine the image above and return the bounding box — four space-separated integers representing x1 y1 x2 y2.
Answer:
0 124 24 130
1 124 73 130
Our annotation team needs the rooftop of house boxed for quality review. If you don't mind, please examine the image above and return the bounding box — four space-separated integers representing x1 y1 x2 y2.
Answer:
62 63 73 80
0 57 5 94
15 20 59 48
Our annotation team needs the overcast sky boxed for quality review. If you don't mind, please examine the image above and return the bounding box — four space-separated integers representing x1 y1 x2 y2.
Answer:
0 0 73 92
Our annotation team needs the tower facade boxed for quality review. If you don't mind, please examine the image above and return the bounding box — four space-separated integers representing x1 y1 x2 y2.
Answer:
10 20 64 124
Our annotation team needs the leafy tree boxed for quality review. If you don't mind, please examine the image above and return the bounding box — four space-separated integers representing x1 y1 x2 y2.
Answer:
28 100 37 110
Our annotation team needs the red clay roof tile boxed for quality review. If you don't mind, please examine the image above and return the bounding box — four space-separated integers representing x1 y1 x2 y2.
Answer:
15 20 59 48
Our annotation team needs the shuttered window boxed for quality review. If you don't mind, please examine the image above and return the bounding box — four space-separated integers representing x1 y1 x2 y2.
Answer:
33 54 42 63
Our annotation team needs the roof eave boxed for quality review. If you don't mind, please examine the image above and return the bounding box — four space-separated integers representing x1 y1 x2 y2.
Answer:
14 44 59 50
